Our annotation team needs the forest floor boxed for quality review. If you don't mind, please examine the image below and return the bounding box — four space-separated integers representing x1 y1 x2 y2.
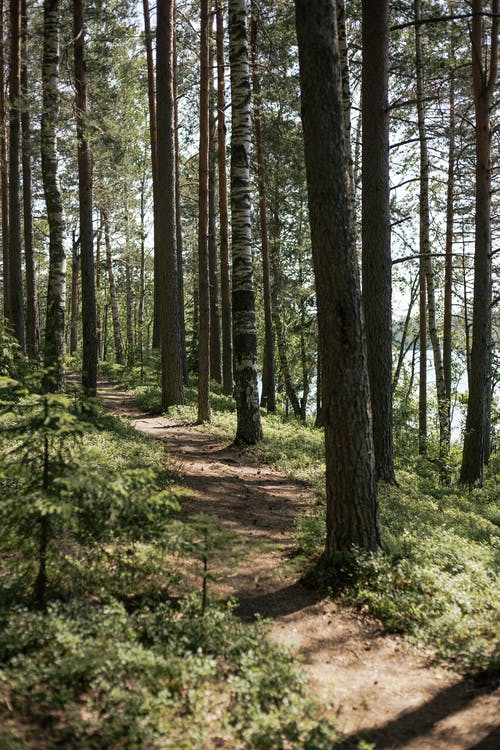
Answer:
100 382 500 750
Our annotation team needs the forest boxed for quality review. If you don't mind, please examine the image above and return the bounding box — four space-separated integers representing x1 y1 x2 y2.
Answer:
0 0 498 747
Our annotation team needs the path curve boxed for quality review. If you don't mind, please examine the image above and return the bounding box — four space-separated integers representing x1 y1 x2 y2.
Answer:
100 383 500 750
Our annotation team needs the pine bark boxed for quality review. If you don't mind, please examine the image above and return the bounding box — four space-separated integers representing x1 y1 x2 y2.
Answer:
8 0 25 349
197 0 211 423
74 0 97 395
208 20 222 386
142 0 160 350
228 0 262 444
296 0 380 557
361 0 395 483
250 7 275 413
70 232 79 355
216 0 233 395
41 0 66 390
21 0 39 360
0 0 9 320
157 0 184 407
460 0 498 484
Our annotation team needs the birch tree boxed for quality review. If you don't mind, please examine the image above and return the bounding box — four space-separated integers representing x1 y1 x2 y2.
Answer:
228 0 262 444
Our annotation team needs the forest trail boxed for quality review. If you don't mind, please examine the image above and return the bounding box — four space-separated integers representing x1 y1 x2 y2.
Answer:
100 383 500 750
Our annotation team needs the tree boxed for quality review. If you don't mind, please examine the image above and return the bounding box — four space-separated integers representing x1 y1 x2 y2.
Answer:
21 0 39 360
414 0 450 479
460 0 498 484
250 4 276 413
197 0 210 423
361 0 395 483
295 0 380 557
41 0 66 391
0 0 8 320
228 0 262 444
74 0 97 395
216 0 233 395
8 0 25 349
157 0 184 408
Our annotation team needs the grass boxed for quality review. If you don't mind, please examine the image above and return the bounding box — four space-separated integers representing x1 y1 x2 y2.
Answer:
125 374 500 678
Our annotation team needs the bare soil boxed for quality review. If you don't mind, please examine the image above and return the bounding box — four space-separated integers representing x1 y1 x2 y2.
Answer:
100 384 500 750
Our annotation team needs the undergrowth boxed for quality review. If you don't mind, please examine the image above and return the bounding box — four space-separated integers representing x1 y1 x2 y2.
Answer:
0 356 349 749
123 372 500 677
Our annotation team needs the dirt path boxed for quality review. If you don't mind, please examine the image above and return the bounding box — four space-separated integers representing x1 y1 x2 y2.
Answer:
101 384 500 750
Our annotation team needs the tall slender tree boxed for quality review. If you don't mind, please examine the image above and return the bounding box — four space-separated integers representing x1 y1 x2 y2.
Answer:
21 0 39 360
157 0 184 408
460 0 498 484
197 0 211 423
74 0 97 395
0 0 8 320
414 0 450 478
216 0 233 395
8 0 25 349
250 4 276 413
41 0 66 390
228 0 262 444
361 0 394 483
296 0 380 557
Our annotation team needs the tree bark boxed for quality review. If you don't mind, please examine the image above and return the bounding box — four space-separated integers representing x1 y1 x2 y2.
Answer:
21 0 39 360
460 0 498 484
197 0 211 423
173 13 189 385
228 0 262 444
8 0 25 349
142 0 160 350
74 0 97 395
157 0 184 407
208 19 222 386
361 0 395 483
0 0 9 320
216 0 233 395
250 5 276 413
41 0 66 391
443 60 456 409
70 232 79 355
103 208 123 365
296 0 380 557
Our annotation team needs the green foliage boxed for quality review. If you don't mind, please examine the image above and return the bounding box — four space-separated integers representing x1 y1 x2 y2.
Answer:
0 599 344 748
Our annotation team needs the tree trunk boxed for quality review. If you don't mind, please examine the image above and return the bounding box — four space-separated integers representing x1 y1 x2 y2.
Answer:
216 0 233 395
173 14 189 385
197 0 211 423
142 0 160 350
74 0 97 395
70 232 79 355
8 0 25 349
250 6 276 413
41 0 66 391
228 0 262 444
414 0 450 478
125 254 134 365
336 0 355 208
0 0 9 320
157 0 184 407
296 0 380 557
103 208 123 365
361 0 395 483
138 175 146 380
95 224 102 359
460 0 498 484
443 61 456 408
21 0 39 360
208 21 222 386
